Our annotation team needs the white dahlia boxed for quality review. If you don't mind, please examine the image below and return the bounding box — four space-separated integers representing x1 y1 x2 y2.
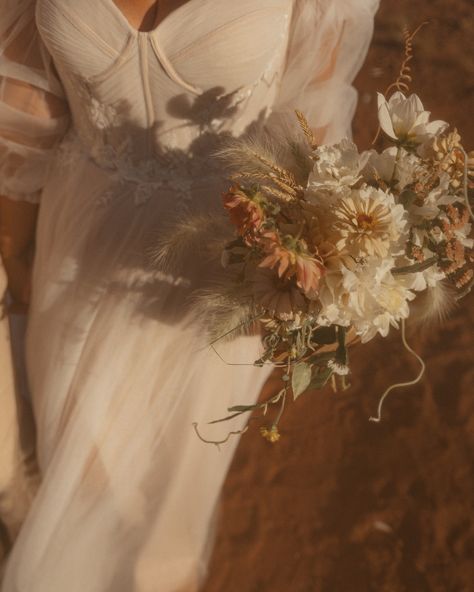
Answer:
318 258 416 343
308 139 369 192
331 187 407 258
362 147 425 192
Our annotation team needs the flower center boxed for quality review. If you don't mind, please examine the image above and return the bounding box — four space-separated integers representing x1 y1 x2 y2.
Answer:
356 213 376 230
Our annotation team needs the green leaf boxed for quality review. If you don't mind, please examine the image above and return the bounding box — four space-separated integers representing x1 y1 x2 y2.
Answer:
392 256 438 275
291 362 312 400
228 404 260 413
208 412 249 425
309 366 333 390
312 326 337 345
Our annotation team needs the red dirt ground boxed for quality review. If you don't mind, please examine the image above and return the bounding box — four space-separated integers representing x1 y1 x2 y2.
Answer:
205 2 474 591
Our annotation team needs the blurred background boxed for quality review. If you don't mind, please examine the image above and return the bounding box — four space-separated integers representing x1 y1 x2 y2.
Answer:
205 1 474 591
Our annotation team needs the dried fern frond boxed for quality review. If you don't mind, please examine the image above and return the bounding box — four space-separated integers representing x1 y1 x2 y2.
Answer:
147 213 231 274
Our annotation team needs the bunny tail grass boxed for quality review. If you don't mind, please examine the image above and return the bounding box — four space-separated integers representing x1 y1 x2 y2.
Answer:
191 282 254 344
217 134 287 176
409 281 457 326
147 213 231 273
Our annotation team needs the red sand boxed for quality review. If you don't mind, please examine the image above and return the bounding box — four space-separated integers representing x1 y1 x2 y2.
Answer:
205 2 474 590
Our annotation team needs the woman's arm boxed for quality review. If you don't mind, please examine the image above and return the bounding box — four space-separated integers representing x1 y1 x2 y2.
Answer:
0 79 67 312
0 196 38 312
0 3 71 312
273 0 380 144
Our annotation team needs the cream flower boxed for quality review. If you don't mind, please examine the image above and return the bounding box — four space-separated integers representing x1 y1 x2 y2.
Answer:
405 172 457 224
342 258 416 342
318 258 416 342
331 187 406 258
260 425 281 443
405 264 446 292
362 148 397 184
377 92 447 145
328 359 350 376
308 139 369 191
362 147 425 191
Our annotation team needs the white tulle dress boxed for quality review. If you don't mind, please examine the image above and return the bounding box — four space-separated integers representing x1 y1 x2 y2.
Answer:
0 0 378 590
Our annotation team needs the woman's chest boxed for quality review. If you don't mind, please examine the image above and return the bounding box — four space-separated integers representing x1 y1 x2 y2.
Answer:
36 0 293 92
112 0 190 33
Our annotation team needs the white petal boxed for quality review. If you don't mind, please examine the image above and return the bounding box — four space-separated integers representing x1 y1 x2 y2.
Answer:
409 272 428 291
410 94 425 112
414 111 430 126
377 93 397 139
387 91 406 106
424 120 448 136
393 100 417 132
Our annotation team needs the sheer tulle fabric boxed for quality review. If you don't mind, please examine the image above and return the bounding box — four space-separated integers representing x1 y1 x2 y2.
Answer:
0 267 38 563
274 0 378 141
0 1 379 590
0 0 69 202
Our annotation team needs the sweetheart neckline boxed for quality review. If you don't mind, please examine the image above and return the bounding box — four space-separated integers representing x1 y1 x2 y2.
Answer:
103 0 196 37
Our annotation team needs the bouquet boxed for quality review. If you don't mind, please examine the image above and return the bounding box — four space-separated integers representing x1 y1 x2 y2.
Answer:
153 29 473 445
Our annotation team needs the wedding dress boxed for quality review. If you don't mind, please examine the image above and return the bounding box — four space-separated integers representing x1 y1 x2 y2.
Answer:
0 0 379 590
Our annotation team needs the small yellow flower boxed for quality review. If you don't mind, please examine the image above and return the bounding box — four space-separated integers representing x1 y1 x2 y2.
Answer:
260 425 281 443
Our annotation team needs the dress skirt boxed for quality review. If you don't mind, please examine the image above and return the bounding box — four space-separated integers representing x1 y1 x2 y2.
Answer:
1 137 270 592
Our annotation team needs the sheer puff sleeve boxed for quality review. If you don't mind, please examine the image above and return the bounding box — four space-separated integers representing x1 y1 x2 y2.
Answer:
274 0 380 144
0 0 70 204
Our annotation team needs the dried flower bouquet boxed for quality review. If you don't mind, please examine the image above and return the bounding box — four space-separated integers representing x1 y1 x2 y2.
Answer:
152 30 473 445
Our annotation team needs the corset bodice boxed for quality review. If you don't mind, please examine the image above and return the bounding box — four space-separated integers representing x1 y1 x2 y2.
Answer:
36 0 292 166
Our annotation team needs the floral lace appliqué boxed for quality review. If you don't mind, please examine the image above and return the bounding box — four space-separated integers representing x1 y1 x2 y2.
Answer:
92 141 224 206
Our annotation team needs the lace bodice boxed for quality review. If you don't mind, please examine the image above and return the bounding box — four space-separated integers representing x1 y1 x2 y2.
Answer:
0 0 380 203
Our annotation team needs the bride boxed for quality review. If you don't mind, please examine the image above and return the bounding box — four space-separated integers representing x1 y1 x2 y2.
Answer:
0 0 378 590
